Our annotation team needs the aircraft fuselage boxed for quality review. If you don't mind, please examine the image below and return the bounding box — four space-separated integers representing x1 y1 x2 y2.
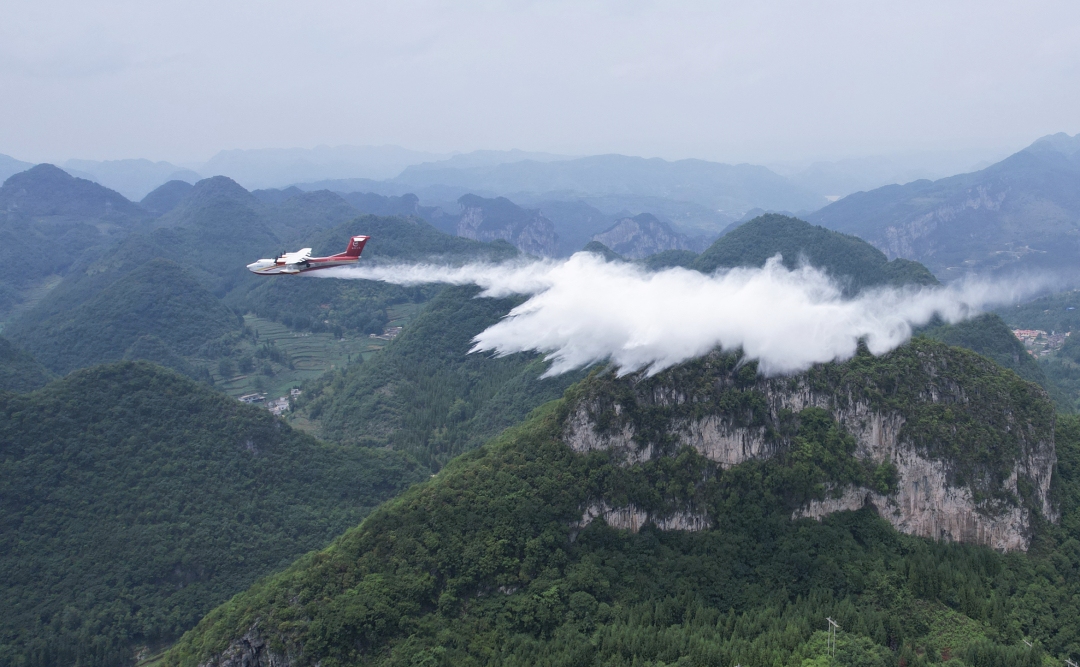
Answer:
247 235 369 275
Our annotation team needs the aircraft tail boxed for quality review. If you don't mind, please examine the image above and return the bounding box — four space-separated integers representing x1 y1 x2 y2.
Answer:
338 235 369 258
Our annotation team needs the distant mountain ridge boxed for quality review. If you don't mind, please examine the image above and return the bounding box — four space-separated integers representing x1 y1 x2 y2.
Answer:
394 153 827 216
591 213 710 258
807 132 1080 279
0 153 33 183
63 158 201 200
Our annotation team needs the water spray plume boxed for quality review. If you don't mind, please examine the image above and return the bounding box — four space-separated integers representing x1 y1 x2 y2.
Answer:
318 253 1049 377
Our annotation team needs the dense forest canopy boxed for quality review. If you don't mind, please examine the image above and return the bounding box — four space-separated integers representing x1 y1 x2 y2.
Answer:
0 362 424 667
164 342 1078 667
692 214 939 291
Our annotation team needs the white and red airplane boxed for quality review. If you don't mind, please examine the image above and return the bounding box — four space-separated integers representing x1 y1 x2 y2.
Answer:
247 235 369 275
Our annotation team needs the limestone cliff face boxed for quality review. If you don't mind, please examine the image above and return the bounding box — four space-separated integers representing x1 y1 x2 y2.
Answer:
562 342 1057 551
456 194 558 257
571 500 710 535
590 213 707 259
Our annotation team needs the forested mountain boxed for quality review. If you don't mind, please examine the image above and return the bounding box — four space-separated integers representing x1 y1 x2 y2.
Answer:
693 214 940 291
920 313 1067 408
140 180 193 216
232 214 517 337
0 165 151 318
580 240 625 263
0 362 424 667
260 190 360 245
167 340 1075 667
2 171 528 379
5 259 240 375
807 132 1080 278
297 286 585 469
0 336 52 392
0 164 145 223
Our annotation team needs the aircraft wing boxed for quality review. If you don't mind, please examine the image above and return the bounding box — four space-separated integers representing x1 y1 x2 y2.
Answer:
281 248 312 264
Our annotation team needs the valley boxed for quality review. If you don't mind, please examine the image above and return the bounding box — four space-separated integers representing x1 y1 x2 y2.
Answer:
3 136 1080 667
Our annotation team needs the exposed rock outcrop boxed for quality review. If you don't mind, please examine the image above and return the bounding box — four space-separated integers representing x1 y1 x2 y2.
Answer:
456 194 558 256
563 342 1057 551
590 213 703 259
199 625 291 667
572 500 710 534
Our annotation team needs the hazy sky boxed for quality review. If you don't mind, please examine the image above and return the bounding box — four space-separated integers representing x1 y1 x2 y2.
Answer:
3 1 1079 165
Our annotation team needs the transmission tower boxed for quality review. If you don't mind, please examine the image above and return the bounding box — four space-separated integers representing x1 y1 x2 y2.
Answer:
826 617 841 658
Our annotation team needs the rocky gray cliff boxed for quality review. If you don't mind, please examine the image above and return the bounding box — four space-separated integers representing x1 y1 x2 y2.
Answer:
456 194 557 257
590 212 706 259
561 339 1057 551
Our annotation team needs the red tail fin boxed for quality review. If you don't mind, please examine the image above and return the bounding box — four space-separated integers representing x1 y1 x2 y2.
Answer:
338 235 369 258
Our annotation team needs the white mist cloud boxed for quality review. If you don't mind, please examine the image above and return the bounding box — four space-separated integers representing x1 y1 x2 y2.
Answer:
317 253 1046 377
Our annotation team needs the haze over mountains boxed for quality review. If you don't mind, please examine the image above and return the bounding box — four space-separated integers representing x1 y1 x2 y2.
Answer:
1 133 1074 266
8 137 1080 666
808 132 1080 279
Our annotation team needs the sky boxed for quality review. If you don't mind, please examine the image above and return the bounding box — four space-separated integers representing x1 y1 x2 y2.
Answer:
2 0 1079 166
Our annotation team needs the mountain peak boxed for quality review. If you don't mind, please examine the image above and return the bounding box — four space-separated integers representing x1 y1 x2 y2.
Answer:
0 163 144 221
140 180 194 216
1026 132 1080 158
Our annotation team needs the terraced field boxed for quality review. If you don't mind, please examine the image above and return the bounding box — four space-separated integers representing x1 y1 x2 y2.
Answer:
213 303 423 402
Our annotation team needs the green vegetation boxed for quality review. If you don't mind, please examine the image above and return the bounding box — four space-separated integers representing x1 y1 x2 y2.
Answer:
641 248 698 270
298 286 585 469
991 291 1080 412
579 338 1052 507
693 214 939 291
920 313 1068 409
0 336 52 392
997 290 1080 333
580 241 623 262
162 343 1075 667
0 165 148 319
210 315 402 400
0 362 425 667
806 137 1080 278
6 259 241 375
228 214 516 338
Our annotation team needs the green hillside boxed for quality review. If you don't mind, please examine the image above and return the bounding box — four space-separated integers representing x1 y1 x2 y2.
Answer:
641 248 698 270
806 133 1080 279
0 165 150 320
140 180 193 217
300 286 584 469
7 259 241 375
920 313 1068 409
693 214 939 291
0 336 53 392
0 362 424 667
261 190 359 245
165 340 1072 667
